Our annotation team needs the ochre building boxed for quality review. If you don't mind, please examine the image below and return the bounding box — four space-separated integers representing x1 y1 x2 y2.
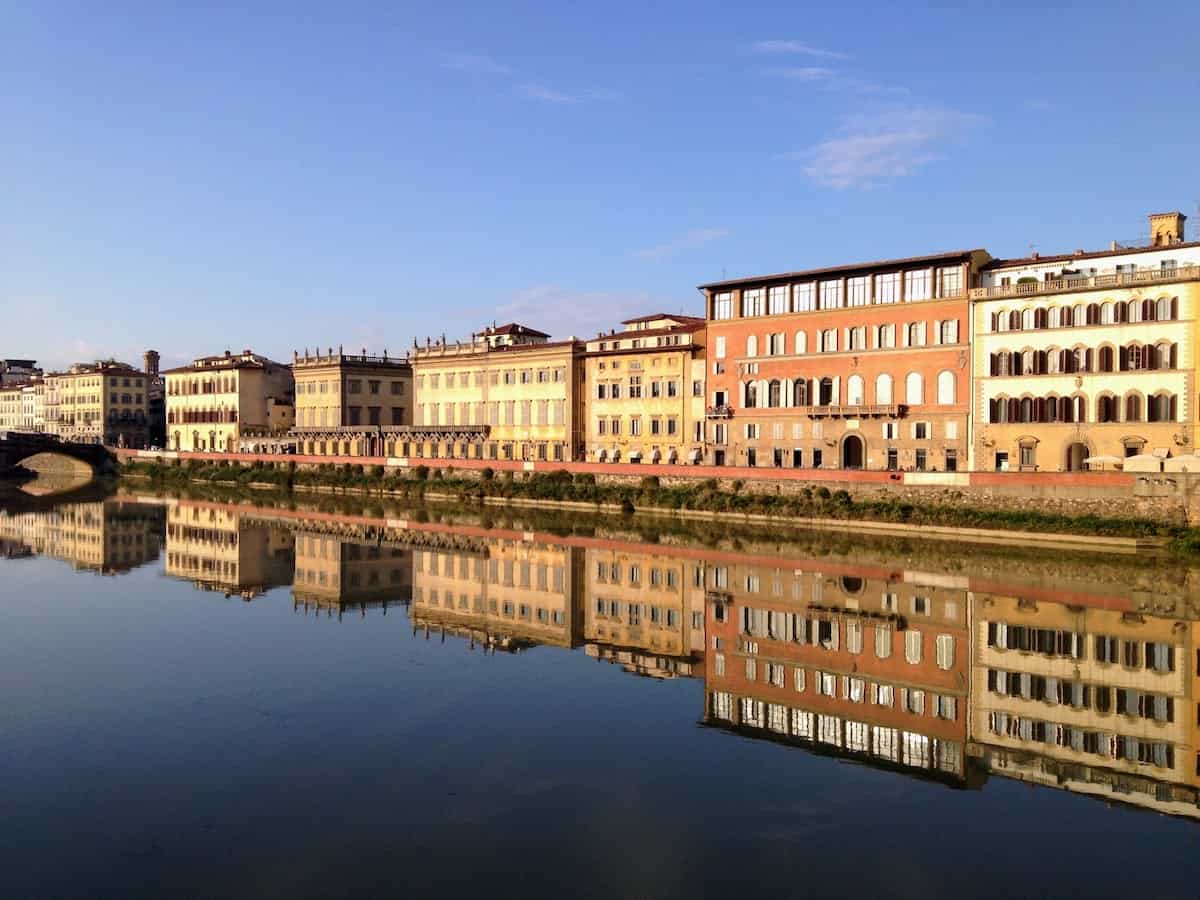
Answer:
700 251 990 471
411 323 582 462
971 211 1200 471
165 350 294 452
291 349 413 456
582 313 707 464
47 360 151 447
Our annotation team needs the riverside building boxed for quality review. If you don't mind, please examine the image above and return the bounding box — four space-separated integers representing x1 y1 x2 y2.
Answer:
164 350 294 452
48 360 151 447
582 313 707 464
700 251 990 471
410 323 582 462
291 348 413 456
971 211 1200 471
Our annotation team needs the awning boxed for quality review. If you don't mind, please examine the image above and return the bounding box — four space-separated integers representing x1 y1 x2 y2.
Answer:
688 449 702 462
1123 454 1163 473
628 451 641 460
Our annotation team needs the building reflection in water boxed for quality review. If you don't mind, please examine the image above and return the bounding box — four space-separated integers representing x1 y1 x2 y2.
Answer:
14 494 1200 819
703 561 974 787
164 502 294 599
0 500 164 574
292 529 412 618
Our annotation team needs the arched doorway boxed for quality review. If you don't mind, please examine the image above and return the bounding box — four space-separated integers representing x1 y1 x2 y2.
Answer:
1065 442 1089 472
842 434 865 470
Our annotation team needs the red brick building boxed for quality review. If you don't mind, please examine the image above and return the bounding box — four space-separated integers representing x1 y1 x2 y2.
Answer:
699 250 991 471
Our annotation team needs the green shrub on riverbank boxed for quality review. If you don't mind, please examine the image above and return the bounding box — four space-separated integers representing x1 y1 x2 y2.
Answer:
118 458 1190 544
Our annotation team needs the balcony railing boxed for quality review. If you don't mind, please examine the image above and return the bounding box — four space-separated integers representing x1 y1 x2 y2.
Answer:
969 264 1200 301
706 404 734 418
800 403 900 418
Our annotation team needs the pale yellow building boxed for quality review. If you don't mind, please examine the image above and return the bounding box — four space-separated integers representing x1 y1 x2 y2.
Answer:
972 211 1200 471
0 385 21 431
165 350 294 452
582 313 707 464
411 323 582 462
291 349 413 456
48 360 151 446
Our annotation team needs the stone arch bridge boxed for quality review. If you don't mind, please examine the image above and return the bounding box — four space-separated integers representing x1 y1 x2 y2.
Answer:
0 432 115 479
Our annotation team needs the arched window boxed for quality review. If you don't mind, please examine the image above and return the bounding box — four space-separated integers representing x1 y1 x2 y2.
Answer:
1034 307 1048 329
1045 349 1060 375
744 381 758 408
1022 308 1035 330
991 311 1005 332
905 372 924 405
768 380 782 408
1021 349 1035 375
820 329 837 352
1148 393 1176 422
1142 298 1156 321
1047 306 1060 328
794 331 807 354
1097 395 1117 423
936 371 956 405
1008 310 1021 331
989 397 1006 423
1072 395 1086 423
1098 346 1114 372
1114 301 1127 323
794 379 809 406
846 374 864 406
1100 302 1113 325
1086 303 1100 325
1072 304 1085 325
1044 395 1060 423
746 335 758 357
876 373 893 405
1156 297 1173 322
1125 393 1142 422
1019 397 1033 423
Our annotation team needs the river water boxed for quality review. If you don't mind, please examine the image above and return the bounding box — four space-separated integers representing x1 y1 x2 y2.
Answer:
2 485 1198 898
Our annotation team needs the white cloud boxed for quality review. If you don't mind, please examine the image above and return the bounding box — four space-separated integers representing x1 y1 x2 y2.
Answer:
634 227 731 261
768 66 838 82
752 40 848 60
443 53 510 75
515 83 580 104
784 106 985 190
764 66 908 97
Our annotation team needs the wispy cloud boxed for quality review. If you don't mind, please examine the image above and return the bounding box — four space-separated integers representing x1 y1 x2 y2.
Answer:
764 66 908 97
635 227 731 261
782 106 985 190
752 40 848 60
442 53 510 75
515 83 579 104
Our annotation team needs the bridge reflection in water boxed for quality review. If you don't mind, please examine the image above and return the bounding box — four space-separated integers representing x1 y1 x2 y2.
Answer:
7 490 1200 822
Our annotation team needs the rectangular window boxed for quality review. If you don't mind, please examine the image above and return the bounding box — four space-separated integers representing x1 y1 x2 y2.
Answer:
819 280 842 310
904 269 931 301
876 272 900 304
847 276 869 307
714 336 726 359
742 288 765 317
793 283 815 312
712 292 733 320
938 266 962 298
768 286 789 315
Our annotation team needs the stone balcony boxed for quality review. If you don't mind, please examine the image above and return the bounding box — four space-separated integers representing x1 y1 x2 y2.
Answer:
970 264 1200 301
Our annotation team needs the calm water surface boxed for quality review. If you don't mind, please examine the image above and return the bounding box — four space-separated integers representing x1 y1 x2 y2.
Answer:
1 489 1198 898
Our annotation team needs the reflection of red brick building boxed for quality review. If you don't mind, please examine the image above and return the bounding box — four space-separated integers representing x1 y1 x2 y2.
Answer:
702 556 971 784
699 251 990 471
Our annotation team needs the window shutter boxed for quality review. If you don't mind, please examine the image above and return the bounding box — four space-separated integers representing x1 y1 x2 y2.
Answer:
919 322 927 345
832 376 841 405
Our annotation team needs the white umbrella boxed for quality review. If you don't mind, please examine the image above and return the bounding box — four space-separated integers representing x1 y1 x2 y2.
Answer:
1122 454 1162 473
1083 455 1123 470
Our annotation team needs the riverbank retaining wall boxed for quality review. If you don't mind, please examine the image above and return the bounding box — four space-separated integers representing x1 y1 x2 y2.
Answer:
114 448 1200 525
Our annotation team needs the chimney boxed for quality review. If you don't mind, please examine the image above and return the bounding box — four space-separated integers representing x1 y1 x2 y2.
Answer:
1149 211 1186 247
224 350 231 358
143 349 160 378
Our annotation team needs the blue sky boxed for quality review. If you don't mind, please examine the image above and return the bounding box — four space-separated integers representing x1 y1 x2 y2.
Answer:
3 1 1199 371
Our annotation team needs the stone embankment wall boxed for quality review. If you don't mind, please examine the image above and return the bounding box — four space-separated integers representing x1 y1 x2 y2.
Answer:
114 448 1200 525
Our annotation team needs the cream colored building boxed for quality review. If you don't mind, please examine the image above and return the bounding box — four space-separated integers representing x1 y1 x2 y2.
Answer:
0 501 164 575
0 385 21 431
48 360 151 446
165 350 294 452
972 211 1200 471
582 314 707 464
411 323 583 462
291 349 413 456
20 380 45 432
292 530 412 613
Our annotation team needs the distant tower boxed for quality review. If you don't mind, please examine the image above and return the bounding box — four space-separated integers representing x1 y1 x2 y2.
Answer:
143 349 160 378
1149 212 1186 247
